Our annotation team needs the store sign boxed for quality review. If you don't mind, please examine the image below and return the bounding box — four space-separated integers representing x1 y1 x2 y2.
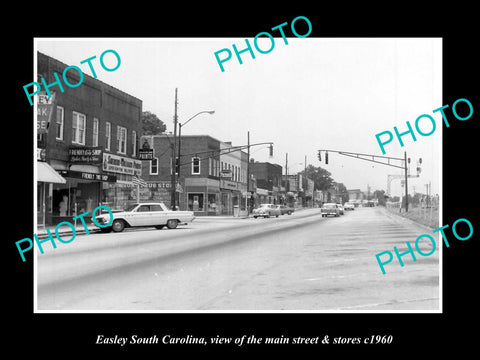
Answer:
102 153 142 176
256 188 269 196
220 179 237 190
138 149 154 160
220 169 232 178
37 92 56 134
57 170 116 182
69 146 103 164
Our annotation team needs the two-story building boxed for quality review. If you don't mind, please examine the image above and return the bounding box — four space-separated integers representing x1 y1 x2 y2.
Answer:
249 161 283 205
37 52 142 227
140 134 248 216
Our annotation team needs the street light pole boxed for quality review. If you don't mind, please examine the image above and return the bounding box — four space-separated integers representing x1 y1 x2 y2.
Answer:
171 88 178 211
176 110 215 210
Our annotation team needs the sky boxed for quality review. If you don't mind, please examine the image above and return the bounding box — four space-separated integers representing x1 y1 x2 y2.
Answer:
36 37 442 197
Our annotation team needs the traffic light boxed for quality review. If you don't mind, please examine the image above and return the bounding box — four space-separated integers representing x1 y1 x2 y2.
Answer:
269 144 273 157
175 157 180 174
318 150 322 162
325 151 329 164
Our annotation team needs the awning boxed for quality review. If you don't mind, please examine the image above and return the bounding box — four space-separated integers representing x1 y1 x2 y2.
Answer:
37 162 67 184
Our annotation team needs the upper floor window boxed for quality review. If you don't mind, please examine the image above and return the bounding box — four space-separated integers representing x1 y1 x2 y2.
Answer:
192 157 200 175
117 126 127 154
105 122 111 151
92 118 99 147
72 111 86 145
56 106 64 141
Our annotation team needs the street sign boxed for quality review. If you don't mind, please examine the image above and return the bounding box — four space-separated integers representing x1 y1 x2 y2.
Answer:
139 149 154 160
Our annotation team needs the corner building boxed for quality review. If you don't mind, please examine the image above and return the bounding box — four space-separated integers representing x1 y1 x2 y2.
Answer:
140 134 248 216
37 52 142 227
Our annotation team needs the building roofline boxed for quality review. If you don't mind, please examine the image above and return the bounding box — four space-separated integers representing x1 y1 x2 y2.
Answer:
37 51 143 104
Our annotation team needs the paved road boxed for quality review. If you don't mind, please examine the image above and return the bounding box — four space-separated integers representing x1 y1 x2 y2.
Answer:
36 207 440 311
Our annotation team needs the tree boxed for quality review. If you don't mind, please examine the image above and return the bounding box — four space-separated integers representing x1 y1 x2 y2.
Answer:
373 189 387 206
302 165 334 191
141 111 166 135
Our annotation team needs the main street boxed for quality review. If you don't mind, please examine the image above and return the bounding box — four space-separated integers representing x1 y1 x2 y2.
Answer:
36 207 440 311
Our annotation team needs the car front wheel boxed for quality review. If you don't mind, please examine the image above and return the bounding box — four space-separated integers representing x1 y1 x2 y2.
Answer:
166 219 178 229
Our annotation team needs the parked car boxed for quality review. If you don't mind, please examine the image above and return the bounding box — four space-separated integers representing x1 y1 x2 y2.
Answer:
337 204 344 215
277 205 295 215
253 204 281 218
321 203 340 217
94 202 195 232
344 202 355 211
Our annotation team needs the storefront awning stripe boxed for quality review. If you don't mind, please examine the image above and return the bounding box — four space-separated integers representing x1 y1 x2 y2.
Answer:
37 162 67 184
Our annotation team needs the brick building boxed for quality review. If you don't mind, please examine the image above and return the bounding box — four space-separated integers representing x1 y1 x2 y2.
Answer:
140 134 248 216
37 52 142 227
249 161 283 205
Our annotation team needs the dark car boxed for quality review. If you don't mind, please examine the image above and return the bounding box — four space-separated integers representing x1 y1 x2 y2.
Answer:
277 205 294 215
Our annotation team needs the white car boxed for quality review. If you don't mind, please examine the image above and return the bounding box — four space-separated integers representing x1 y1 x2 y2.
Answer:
344 202 355 211
94 202 195 232
252 204 281 218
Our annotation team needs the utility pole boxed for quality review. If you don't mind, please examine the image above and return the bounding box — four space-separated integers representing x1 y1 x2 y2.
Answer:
171 88 178 210
404 151 408 212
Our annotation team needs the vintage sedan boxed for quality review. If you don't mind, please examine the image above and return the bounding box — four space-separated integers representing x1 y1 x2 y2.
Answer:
94 202 195 232
321 203 340 217
277 205 295 215
252 204 281 218
344 202 355 211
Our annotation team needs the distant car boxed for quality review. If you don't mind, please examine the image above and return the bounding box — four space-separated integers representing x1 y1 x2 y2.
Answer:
321 203 340 217
277 205 294 215
253 204 281 218
344 202 355 211
94 202 195 232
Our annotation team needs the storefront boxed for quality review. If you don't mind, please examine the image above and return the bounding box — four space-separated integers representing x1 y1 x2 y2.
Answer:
183 178 220 215
37 160 67 228
219 179 247 216
53 168 117 223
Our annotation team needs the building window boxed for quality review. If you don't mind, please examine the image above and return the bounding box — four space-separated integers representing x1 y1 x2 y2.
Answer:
192 157 200 175
92 118 99 147
56 106 64 140
150 157 158 175
105 122 111 151
72 111 86 145
132 130 137 156
117 126 127 154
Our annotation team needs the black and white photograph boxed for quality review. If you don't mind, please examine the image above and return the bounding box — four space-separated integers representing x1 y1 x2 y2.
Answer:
32 37 442 312
7 7 479 356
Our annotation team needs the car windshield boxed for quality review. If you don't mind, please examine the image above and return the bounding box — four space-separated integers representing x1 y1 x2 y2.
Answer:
324 204 336 208
124 204 139 212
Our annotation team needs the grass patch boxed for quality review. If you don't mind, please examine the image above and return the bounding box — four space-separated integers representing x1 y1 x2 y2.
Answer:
385 206 439 229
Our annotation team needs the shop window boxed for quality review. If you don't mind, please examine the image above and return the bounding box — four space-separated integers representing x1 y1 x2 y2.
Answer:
188 193 204 211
